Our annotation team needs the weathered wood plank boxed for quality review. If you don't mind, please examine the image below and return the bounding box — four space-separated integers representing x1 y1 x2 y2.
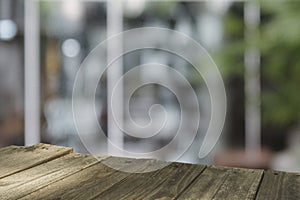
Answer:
177 166 263 200
0 145 19 153
0 143 73 178
212 167 263 200
2 143 299 200
93 162 206 200
20 157 166 200
256 170 300 200
0 153 104 200
177 165 228 200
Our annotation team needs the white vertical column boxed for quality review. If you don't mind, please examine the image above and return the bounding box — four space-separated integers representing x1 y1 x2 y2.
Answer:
107 0 124 155
244 1 261 156
24 0 41 145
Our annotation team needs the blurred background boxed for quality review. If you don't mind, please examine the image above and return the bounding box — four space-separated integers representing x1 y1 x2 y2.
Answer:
1 0 300 172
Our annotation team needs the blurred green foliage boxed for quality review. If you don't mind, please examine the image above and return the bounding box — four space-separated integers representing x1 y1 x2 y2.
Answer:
218 1 300 129
217 1 300 130
216 2 245 78
260 1 300 126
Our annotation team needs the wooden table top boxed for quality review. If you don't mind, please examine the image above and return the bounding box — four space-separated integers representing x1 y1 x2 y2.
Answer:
0 143 299 200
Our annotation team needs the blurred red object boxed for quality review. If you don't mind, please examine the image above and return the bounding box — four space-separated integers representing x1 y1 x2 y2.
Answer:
214 148 273 169
0 114 23 147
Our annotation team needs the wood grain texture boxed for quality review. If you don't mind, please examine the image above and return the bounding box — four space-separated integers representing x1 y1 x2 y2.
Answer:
93 162 206 200
0 153 104 200
1 144 300 200
20 157 166 200
256 170 300 200
0 143 72 179
178 166 263 200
